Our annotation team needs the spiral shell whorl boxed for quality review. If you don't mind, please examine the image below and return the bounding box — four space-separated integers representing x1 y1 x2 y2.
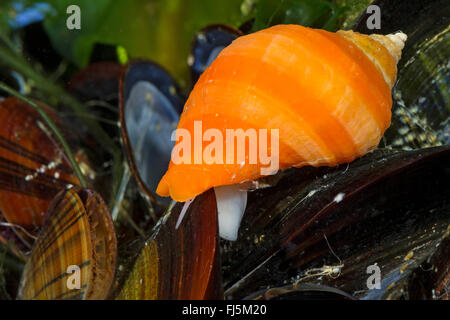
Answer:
371 32 407 64
337 30 407 88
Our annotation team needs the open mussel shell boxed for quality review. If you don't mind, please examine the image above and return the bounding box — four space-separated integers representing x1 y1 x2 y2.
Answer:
117 190 222 299
355 0 450 149
119 60 184 205
190 25 243 85
222 146 450 300
0 97 79 232
17 187 117 300
244 284 354 300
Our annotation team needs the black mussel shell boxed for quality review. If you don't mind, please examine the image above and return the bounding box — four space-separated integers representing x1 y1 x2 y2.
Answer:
67 61 123 140
89 43 122 64
408 237 449 299
66 62 124 199
355 0 450 149
22 22 63 72
119 60 185 204
67 61 123 104
239 19 255 35
354 0 448 35
222 146 450 300
244 284 354 300
190 25 243 85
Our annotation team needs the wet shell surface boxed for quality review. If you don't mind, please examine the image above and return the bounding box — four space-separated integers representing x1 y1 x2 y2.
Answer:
119 61 184 203
117 190 221 299
0 97 80 230
354 0 450 150
157 24 407 203
223 146 450 299
17 187 117 300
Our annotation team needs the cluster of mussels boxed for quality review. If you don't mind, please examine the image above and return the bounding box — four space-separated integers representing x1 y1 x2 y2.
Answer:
0 0 448 300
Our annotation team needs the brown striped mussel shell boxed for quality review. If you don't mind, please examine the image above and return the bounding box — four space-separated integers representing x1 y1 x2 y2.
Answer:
0 97 80 231
17 187 117 300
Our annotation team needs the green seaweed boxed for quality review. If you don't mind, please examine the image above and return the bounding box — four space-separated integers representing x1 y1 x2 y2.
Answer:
20 0 248 88
252 0 347 32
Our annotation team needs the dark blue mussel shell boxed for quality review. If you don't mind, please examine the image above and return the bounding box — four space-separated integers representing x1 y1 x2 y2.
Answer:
190 25 243 85
119 60 185 203
119 25 242 205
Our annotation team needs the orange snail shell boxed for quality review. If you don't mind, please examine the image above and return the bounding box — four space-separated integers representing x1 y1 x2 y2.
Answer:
156 25 407 240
